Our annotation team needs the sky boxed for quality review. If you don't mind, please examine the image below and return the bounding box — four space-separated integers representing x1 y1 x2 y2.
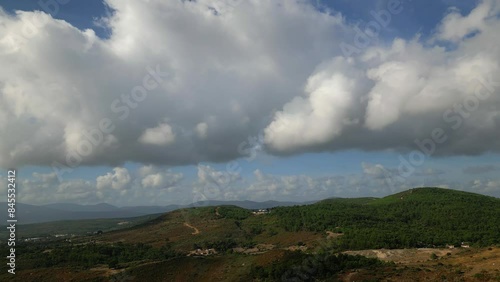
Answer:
0 0 499 206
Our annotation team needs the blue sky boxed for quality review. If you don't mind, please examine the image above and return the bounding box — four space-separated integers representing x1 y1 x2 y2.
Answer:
0 0 479 40
0 0 499 205
0 0 110 36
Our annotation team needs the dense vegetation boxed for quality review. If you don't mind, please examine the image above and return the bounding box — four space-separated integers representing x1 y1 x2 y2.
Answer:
272 188 500 249
3 188 499 281
16 241 180 269
251 251 387 281
194 238 238 252
217 206 252 220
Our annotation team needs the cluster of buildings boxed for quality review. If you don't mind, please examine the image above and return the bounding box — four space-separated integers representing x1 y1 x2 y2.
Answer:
445 242 470 249
188 248 217 256
252 209 270 215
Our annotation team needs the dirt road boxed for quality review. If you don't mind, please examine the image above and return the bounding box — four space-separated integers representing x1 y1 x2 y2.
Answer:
183 223 200 235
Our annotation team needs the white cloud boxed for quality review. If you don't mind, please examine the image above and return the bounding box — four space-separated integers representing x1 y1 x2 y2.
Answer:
138 123 176 146
96 167 131 190
265 0 500 156
264 57 364 151
195 122 208 139
245 169 360 201
1 166 187 205
8 162 500 206
470 179 500 194
13 176 100 205
0 0 499 170
362 162 389 179
435 0 499 42
140 169 183 189
0 0 350 168
197 164 241 187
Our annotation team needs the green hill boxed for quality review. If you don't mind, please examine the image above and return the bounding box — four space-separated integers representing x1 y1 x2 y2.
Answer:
273 187 500 249
27 187 499 252
371 187 499 205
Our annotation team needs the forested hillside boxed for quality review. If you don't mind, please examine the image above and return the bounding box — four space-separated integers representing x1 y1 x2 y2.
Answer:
272 188 500 249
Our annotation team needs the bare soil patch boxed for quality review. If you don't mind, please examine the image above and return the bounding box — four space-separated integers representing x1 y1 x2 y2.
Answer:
183 222 200 235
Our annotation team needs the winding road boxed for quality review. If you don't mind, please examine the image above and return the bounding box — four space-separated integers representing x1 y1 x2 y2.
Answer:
183 222 200 235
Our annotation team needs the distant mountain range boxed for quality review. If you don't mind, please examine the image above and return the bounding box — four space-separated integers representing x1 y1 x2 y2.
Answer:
1 199 315 224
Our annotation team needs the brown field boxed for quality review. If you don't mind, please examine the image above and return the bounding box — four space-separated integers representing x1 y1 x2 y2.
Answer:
343 247 500 281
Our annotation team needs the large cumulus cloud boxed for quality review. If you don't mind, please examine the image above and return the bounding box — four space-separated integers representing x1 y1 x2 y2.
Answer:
0 0 499 170
0 0 348 169
265 0 500 156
